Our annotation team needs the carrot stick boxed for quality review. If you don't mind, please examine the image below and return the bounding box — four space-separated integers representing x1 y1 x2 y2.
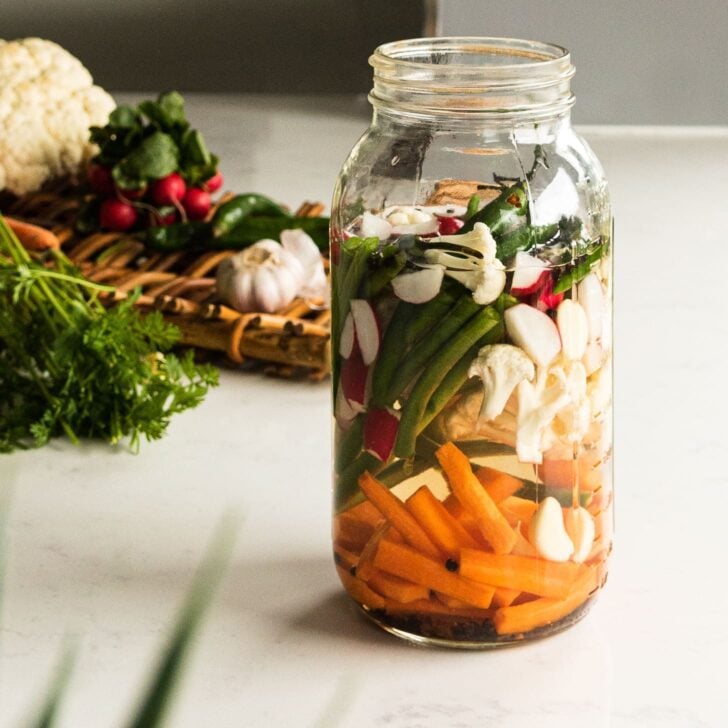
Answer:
406 486 480 557
333 512 376 552
493 587 521 608
383 597 494 620
512 523 539 558
336 566 386 610
459 549 585 600
493 566 598 635
342 499 386 528
443 495 489 548
4 217 60 251
500 496 538 523
359 472 440 558
373 539 494 609
436 443 517 554
366 570 430 603
476 465 524 502
356 522 390 582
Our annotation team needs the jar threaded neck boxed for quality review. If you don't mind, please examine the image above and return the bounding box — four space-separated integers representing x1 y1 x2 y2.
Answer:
369 37 575 122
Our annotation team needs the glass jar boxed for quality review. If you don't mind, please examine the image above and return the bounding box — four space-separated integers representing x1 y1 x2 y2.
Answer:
330 37 612 648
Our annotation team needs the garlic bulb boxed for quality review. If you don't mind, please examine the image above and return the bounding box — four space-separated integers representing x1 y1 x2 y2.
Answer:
216 229 326 313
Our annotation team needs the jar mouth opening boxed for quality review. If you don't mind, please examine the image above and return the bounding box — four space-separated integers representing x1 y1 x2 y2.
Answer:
371 37 571 79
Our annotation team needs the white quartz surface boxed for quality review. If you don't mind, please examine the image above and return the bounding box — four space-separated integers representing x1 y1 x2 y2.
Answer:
1 96 727 727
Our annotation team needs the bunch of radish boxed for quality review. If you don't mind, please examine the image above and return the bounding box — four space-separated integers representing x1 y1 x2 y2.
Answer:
89 165 223 232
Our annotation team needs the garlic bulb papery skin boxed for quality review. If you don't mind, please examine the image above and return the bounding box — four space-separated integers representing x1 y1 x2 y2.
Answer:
280 229 328 301
216 238 305 313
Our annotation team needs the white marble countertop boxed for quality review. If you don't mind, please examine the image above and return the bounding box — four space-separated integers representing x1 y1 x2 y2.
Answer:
1 96 727 728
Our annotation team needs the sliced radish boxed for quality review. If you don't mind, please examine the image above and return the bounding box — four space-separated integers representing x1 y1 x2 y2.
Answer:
534 277 564 312
339 312 355 359
391 266 444 304
340 347 368 407
436 215 464 235
511 252 550 296
335 383 359 426
577 273 604 342
350 299 380 366
364 407 400 461
504 304 561 367
556 299 589 361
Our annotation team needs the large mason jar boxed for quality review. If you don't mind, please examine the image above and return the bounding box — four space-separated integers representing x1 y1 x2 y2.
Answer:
331 37 612 647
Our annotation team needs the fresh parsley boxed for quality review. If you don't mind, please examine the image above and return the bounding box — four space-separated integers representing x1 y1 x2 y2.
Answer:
0 216 218 452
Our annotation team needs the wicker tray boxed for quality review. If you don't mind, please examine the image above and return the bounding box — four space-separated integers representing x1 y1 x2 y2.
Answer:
2 188 331 380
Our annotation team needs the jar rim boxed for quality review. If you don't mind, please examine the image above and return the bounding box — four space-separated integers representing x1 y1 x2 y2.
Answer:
371 37 571 77
369 37 575 121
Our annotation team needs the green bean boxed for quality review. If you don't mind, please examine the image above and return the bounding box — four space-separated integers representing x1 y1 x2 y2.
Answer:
335 451 383 510
394 306 500 459
366 250 406 297
335 416 364 472
370 300 416 404
496 221 558 262
552 242 605 294
383 293 481 405
417 317 504 435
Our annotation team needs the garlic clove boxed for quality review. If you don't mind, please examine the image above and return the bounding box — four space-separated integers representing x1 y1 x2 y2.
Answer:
556 299 589 360
528 496 574 562
564 506 596 563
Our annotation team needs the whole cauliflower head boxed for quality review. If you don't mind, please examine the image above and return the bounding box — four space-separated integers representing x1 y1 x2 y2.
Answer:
0 38 115 195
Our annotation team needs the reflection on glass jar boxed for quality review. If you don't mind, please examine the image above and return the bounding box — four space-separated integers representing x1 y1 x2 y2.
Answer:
331 37 612 648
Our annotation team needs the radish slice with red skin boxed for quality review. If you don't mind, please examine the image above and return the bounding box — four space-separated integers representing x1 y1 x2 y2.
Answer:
504 303 562 368
511 252 550 296
335 383 359 426
340 347 368 407
534 277 564 312
437 215 464 235
391 265 444 304
339 312 356 359
350 299 380 366
364 407 400 461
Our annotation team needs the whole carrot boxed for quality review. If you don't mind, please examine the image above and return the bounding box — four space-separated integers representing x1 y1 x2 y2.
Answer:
3 217 60 252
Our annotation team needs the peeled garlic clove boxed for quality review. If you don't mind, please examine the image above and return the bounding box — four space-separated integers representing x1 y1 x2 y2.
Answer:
564 506 596 563
528 496 574 562
557 299 589 360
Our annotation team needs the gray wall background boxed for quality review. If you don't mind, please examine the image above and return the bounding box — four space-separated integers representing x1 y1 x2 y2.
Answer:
2 0 726 124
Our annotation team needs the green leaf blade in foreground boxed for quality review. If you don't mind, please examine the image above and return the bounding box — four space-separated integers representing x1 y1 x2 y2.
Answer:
126 521 236 728
25 644 76 728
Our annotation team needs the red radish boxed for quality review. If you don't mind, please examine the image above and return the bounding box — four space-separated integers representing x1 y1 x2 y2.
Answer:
99 198 137 231
511 252 550 296
340 347 368 408
504 303 561 367
203 171 224 193
364 408 400 461
151 173 187 206
350 299 380 366
391 266 444 304
88 163 114 195
182 187 212 220
436 215 464 235
577 273 604 342
534 277 564 312
339 312 356 358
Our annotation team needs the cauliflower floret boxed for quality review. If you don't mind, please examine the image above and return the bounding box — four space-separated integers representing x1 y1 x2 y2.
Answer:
0 38 115 195
424 222 506 305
